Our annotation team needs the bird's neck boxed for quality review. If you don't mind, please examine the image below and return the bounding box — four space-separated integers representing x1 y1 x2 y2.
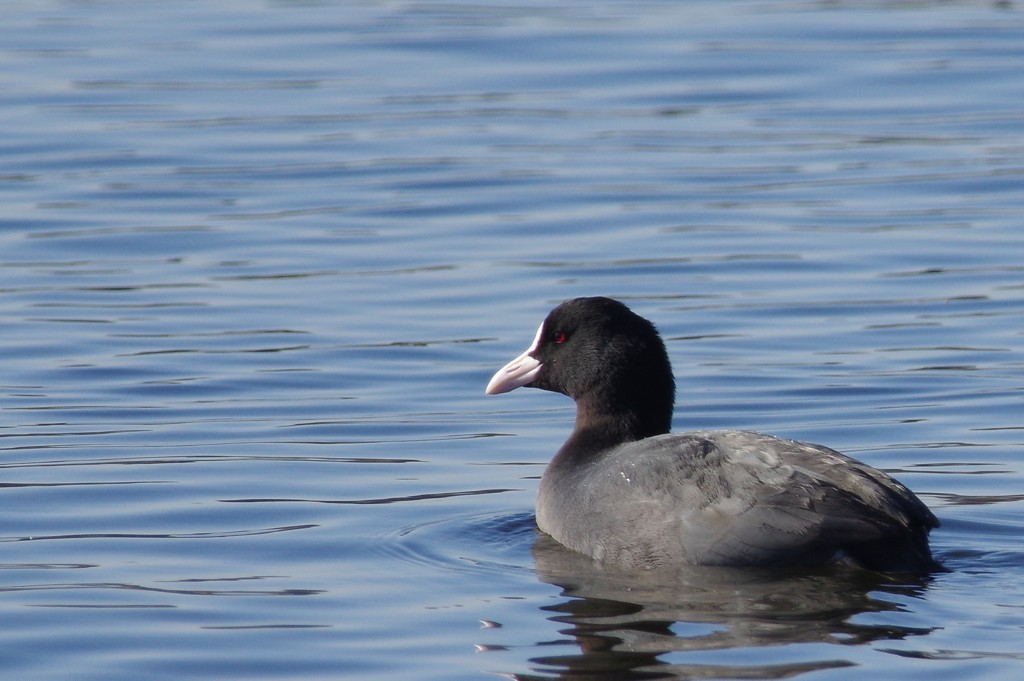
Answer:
564 398 671 456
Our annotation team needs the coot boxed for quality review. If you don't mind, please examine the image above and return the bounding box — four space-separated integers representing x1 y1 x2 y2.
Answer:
486 297 938 572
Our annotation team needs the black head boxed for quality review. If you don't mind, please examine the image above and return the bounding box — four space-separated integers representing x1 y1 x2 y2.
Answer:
486 297 676 442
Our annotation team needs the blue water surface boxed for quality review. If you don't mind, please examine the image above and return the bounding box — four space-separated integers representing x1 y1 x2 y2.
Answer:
2 1 1023 679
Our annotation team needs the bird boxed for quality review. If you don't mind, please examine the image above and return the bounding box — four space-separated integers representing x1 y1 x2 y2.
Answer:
485 296 939 573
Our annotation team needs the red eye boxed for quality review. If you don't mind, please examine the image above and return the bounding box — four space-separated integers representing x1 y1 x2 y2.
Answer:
553 331 568 344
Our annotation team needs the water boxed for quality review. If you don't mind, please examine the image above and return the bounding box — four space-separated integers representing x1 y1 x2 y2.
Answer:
2 0 1023 679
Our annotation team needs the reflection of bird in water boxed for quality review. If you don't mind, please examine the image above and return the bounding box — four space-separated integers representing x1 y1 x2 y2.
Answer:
487 297 939 573
525 532 936 680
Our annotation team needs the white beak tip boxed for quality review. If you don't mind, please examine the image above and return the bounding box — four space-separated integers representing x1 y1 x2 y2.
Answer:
486 322 545 396
485 353 542 395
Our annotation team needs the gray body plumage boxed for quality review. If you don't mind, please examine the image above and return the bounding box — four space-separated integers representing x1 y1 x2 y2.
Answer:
538 430 937 571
